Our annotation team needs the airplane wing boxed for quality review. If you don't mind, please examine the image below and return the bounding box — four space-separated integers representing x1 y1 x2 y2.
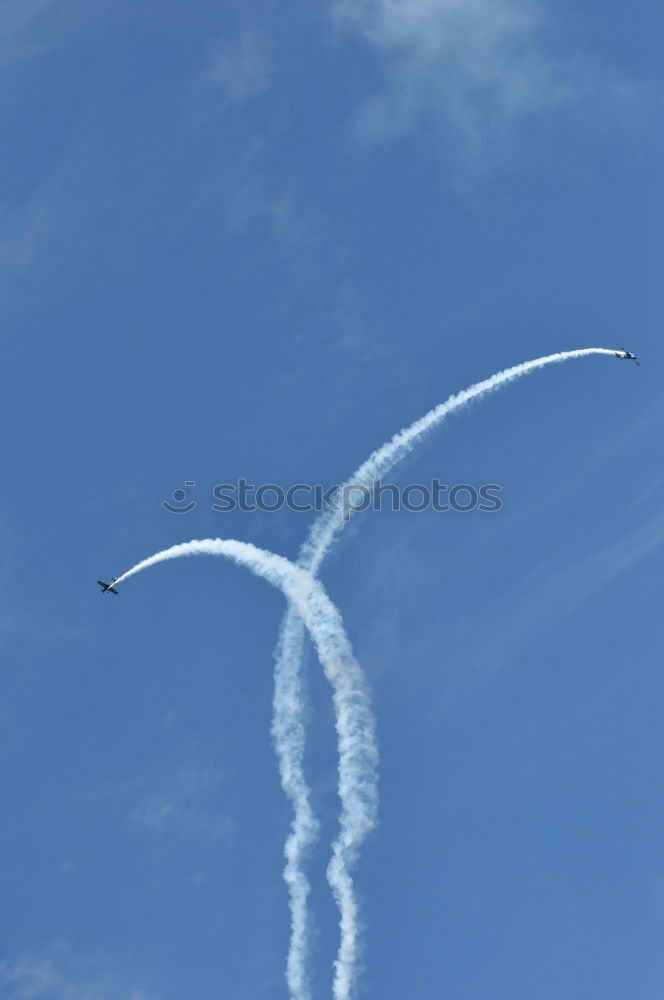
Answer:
109 586 119 595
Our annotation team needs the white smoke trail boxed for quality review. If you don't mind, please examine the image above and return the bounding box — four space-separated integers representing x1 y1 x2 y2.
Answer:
302 347 618 570
271 603 319 1000
273 346 618 998
113 538 378 1000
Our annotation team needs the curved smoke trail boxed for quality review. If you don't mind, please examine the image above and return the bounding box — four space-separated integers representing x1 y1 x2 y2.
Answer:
274 346 618 999
113 538 378 1000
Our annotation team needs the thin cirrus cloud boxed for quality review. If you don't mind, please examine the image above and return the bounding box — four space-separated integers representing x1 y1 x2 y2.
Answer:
128 764 237 846
198 32 274 108
77 746 238 849
331 0 654 163
456 500 664 685
0 196 57 301
0 0 100 68
0 0 58 64
0 954 158 1000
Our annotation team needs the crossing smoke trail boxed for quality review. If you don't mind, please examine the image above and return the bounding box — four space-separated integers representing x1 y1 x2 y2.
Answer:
112 538 378 1000
273 346 618 999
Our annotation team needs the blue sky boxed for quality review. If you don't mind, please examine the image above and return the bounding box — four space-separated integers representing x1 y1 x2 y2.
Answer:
1 0 664 997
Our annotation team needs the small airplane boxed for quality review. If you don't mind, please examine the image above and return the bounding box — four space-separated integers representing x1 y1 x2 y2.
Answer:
615 347 640 365
97 578 119 595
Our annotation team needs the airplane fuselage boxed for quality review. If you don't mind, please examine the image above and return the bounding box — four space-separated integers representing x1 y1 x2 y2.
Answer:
615 348 639 364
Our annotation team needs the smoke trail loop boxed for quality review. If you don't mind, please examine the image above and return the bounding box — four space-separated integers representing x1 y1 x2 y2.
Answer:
272 346 618 998
114 537 378 1000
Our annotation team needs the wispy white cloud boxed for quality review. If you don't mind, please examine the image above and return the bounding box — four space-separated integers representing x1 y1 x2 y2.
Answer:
457 498 664 683
198 31 274 107
0 952 158 1000
129 761 236 845
77 744 238 849
331 0 655 167
0 193 56 301
0 1 100 305
0 0 100 68
0 0 59 65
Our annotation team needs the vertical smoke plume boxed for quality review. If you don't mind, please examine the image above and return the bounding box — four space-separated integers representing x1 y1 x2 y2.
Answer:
112 537 378 1000
273 346 618 997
